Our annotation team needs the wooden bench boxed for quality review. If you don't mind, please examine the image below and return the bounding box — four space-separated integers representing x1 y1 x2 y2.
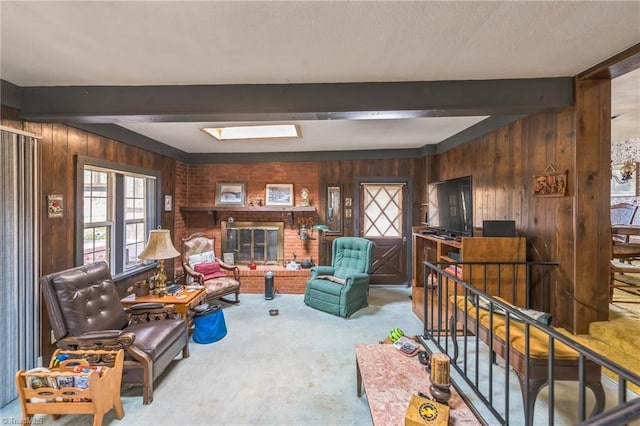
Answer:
449 296 605 425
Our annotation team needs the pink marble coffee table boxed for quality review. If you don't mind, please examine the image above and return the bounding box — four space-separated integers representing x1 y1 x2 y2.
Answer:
355 343 481 425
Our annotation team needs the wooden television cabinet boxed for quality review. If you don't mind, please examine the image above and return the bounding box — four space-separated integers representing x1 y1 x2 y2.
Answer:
411 226 526 329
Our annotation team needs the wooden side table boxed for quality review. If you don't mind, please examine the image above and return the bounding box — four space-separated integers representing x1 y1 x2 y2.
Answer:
355 344 482 425
121 288 206 325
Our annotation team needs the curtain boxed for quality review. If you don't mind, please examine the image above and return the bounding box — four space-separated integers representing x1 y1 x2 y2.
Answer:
0 129 40 407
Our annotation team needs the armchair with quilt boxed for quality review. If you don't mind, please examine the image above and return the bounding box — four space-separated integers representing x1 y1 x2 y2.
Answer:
304 237 375 318
182 232 241 304
41 262 190 405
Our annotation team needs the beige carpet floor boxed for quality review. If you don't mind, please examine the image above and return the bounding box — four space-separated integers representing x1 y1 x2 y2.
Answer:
0 286 423 426
3 285 639 425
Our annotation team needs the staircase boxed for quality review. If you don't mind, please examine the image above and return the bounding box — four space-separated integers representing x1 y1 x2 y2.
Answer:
568 295 640 395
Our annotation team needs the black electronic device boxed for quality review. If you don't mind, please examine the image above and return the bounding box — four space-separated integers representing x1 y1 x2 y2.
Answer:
427 176 473 237
166 283 184 295
482 220 516 237
447 252 460 261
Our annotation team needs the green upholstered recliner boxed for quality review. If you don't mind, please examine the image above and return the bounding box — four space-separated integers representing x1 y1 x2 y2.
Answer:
304 237 375 317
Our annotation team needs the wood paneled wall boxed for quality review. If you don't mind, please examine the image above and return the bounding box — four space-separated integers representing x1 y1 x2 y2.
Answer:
316 157 427 264
28 123 178 277
573 78 612 333
1 111 178 360
431 89 610 333
318 157 428 232
1 75 612 342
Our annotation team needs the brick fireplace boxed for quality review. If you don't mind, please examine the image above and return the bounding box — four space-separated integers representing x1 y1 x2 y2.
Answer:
175 160 321 295
220 221 284 265
219 220 312 294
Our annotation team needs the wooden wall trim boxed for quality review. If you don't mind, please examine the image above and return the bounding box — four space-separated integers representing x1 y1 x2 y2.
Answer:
0 124 42 139
71 123 189 162
572 78 612 334
436 115 526 155
578 43 640 80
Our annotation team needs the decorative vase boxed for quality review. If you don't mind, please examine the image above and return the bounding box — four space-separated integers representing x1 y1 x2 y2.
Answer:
134 280 149 297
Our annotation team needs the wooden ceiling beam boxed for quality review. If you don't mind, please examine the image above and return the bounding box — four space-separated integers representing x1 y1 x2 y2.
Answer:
13 78 573 124
578 43 640 80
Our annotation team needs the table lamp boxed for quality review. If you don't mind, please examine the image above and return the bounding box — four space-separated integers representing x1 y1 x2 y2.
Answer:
312 224 329 239
138 228 180 297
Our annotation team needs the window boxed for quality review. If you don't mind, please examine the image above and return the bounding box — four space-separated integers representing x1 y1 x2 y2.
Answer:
124 175 147 268
83 169 112 265
362 184 404 238
76 156 160 278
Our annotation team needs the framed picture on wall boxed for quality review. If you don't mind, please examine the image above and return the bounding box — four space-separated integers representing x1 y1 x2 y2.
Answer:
216 182 246 205
326 185 342 235
611 164 637 196
265 184 294 206
47 194 64 218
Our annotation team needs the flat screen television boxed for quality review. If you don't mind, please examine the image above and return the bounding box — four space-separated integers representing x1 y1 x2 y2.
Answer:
427 176 473 237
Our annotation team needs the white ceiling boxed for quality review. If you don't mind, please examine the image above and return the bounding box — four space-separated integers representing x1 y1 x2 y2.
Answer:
1 1 639 154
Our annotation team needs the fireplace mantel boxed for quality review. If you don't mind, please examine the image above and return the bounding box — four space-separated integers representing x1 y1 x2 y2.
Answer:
180 205 316 225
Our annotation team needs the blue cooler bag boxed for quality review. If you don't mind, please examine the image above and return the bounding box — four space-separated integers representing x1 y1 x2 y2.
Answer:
193 304 227 344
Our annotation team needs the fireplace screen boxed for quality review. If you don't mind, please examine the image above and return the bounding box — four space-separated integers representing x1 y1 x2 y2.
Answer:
221 222 284 265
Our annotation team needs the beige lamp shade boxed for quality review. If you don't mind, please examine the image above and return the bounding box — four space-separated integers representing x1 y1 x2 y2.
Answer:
138 229 180 260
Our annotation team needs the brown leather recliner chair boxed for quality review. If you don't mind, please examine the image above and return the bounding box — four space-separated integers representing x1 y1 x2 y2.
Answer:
41 262 190 404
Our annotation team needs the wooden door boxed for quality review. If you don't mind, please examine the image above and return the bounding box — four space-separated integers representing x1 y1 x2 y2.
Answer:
360 183 408 285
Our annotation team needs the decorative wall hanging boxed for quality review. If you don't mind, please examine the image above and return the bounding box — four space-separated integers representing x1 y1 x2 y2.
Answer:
47 194 64 218
299 188 310 207
326 185 343 235
216 182 246 206
611 163 637 196
532 164 568 197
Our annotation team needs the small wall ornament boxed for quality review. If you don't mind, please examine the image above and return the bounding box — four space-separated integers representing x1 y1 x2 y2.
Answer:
47 194 64 218
299 188 310 207
533 164 568 198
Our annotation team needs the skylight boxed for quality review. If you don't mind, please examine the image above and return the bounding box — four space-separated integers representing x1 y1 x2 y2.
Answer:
202 124 301 141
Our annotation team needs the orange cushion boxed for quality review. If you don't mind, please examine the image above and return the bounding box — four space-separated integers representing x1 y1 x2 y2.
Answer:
451 296 578 359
